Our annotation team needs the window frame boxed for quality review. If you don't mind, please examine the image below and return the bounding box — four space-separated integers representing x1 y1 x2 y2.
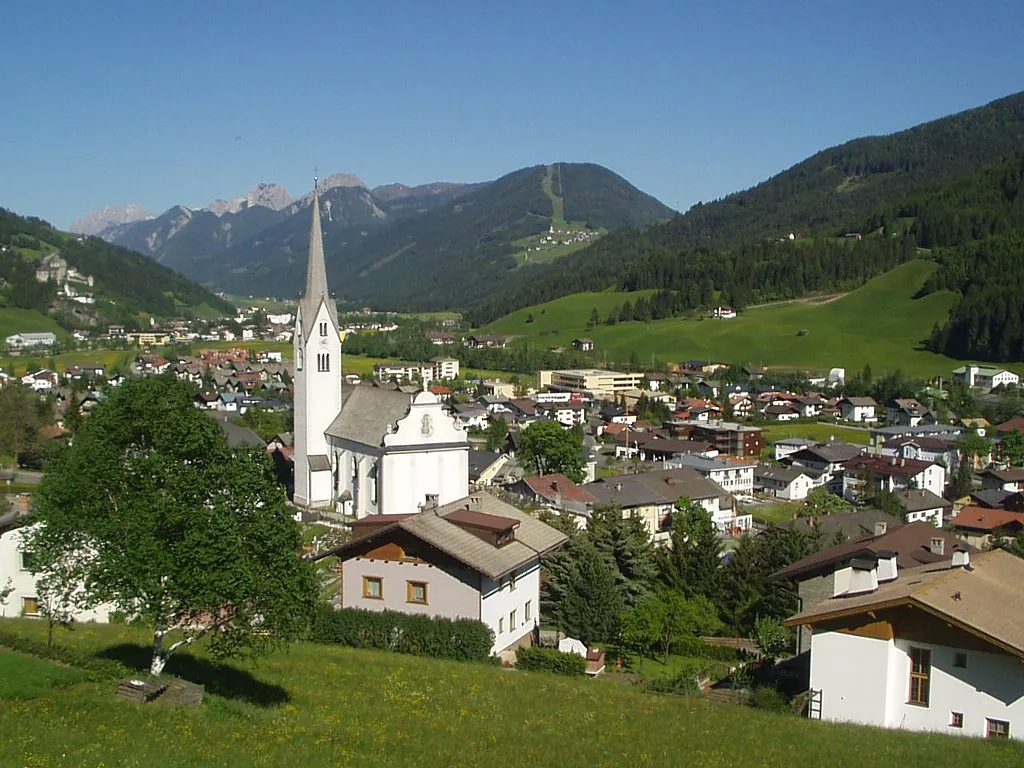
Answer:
498 617 504 634
21 596 39 616
509 572 517 591
362 576 383 600
950 712 964 729
19 550 32 572
319 321 328 337
525 600 532 623
908 646 931 706
510 609 517 629
953 652 968 669
406 580 428 605
987 718 1010 739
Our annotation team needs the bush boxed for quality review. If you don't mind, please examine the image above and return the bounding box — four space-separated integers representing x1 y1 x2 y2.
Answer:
310 605 493 662
749 685 791 713
514 646 586 676
0 628 130 680
645 665 703 696
671 637 742 661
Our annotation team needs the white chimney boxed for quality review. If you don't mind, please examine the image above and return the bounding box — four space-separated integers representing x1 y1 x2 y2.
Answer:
874 521 887 537
952 545 970 569
875 550 898 582
930 537 945 556
833 557 880 597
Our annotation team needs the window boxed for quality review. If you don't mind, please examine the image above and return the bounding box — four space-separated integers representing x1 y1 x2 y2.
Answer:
908 647 931 706
987 719 1010 739
525 600 532 622
953 652 968 668
509 572 517 591
319 321 327 337
498 617 504 634
510 609 517 629
362 576 382 600
317 352 330 372
407 581 428 605
22 597 39 616
950 712 964 729
20 550 32 571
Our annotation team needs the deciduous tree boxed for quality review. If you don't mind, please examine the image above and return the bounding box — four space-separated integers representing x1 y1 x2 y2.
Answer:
25 376 317 677
519 420 585 482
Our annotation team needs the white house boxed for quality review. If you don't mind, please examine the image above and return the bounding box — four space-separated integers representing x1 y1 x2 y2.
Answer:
668 454 755 495
979 467 1024 493
712 306 737 319
839 397 878 423
774 437 810 462
754 465 814 501
786 549 1024 741
0 517 112 623
4 331 57 349
20 370 58 392
894 488 953 527
952 365 1020 391
538 401 587 428
325 492 567 655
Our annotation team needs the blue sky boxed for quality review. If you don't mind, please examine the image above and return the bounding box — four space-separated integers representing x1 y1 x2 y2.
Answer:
2 1 1022 228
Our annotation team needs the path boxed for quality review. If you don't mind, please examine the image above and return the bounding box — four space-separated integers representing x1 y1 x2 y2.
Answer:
742 292 847 311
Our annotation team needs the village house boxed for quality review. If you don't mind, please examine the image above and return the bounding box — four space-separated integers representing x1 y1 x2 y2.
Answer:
467 450 514 487
669 454 755 495
763 404 801 422
668 420 765 459
784 440 863 492
450 403 489 430
711 306 737 319
887 398 935 427
754 465 815 501
979 467 1024 493
537 401 587 428
5 331 58 350
838 396 878 423
773 437 811 462
537 368 645 401
878 435 960 474
895 488 953 527
841 454 946 501
948 507 1024 550
425 331 457 346
572 338 595 352
466 334 508 349
785 547 1024 740
869 423 963 451
19 370 59 393
729 394 754 420
321 492 567 655
508 474 597 518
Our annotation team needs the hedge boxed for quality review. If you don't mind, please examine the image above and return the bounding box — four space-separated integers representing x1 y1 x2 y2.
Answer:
310 605 494 662
514 646 586 676
0 628 131 680
673 637 742 661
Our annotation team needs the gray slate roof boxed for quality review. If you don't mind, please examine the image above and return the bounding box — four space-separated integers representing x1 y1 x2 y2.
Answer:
584 467 725 508
895 488 953 513
754 465 811 483
207 413 266 448
325 386 412 448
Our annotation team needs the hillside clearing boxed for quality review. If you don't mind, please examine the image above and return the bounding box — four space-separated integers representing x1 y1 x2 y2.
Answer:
482 262 974 378
0 619 1021 767
0 308 69 343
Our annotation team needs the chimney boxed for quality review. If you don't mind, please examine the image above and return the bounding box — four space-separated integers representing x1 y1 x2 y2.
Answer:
952 544 971 569
900 458 906 467
891 456 897 466
615 482 623 492
874 521 887 537
930 537 945 556
468 494 484 512
16 493 31 514
424 494 439 515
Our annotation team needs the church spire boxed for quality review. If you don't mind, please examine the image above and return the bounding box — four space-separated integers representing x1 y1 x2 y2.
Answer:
299 178 338 337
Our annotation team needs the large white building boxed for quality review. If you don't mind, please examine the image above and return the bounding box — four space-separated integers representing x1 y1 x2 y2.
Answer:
787 548 1024 741
537 369 645 401
292 184 469 514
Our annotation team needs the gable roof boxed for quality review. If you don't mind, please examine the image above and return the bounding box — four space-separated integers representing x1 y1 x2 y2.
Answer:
790 441 862 464
894 488 953 513
777 508 903 541
754 465 811 484
468 450 504 481
772 521 960 581
969 489 1012 509
784 550 1024 659
843 453 934 478
521 474 598 504
324 386 412 448
980 467 1024 483
584 467 725 508
950 506 1024 533
840 396 877 407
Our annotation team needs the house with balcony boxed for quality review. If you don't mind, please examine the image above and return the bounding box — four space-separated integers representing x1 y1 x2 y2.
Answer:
841 454 946 502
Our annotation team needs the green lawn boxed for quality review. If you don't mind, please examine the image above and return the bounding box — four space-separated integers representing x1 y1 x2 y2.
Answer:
481 261 980 378
0 308 69 343
748 503 805 525
760 422 870 446
0 650 88 699
1 619 1022 767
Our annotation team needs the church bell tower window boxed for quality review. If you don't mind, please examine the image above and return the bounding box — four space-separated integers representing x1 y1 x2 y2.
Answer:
319 321 328 337
317 352 330 372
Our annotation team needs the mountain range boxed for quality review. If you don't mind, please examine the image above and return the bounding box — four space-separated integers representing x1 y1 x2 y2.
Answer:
79 164 674 305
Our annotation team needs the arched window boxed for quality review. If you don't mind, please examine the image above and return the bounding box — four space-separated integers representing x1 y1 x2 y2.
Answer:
319 321 328 337
317 352 330 372
296 347 303 371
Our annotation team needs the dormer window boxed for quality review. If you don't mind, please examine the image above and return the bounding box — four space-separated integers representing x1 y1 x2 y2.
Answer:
319 321 328 337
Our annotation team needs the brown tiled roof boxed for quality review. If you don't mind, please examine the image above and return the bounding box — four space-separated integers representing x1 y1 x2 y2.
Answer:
443 508 519 532
951 506 1024 533
772 521 960 581
980 467 1024 483
785 550 1024 659
843 453 933 478
996 417 1024 433
522 475 598 504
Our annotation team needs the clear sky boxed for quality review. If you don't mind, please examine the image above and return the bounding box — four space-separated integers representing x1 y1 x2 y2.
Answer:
2 1 1022 228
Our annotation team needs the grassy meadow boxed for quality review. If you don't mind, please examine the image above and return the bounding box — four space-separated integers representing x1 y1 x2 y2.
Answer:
481 261 975 378
1 619 1022 768
760 422 870 446
0 308 69 343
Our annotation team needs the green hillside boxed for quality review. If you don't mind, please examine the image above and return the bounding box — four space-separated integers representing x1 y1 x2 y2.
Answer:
0 307 68 342
483 260 966 377
2 619 1020 768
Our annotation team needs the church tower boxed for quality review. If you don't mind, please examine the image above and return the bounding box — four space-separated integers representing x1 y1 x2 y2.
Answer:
293 181 342 508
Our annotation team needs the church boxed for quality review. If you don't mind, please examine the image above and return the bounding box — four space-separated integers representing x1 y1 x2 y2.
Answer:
292 183 469 515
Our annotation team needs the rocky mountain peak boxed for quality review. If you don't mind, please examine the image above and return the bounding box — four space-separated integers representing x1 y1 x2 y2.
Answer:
69 204 152 236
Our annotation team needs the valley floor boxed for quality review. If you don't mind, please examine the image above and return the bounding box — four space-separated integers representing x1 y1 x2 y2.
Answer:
1 619 1022 767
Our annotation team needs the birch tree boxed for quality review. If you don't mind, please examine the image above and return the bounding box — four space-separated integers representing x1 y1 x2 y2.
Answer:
25 376 317 676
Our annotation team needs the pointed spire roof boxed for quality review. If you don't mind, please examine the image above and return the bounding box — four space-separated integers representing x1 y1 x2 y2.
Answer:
298 182 339 338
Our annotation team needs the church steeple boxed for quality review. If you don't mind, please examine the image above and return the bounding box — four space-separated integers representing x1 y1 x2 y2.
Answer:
298 179 339 337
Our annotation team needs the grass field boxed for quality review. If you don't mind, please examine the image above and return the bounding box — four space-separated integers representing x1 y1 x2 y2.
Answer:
481 261 978 378
1 619 1021 767
0 650 88 699
760 422 870 446
0 308 69 343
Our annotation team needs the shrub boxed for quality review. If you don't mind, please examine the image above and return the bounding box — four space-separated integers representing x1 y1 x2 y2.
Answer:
515 646 586 676
645 665 702 696
749 685 791 713
310 605 493 662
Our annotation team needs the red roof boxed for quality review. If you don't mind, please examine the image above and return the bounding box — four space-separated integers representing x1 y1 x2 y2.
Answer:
843 453 934 478
996 417 1024 433
523 474 598 504
952 506 1024 532
429 385 453 395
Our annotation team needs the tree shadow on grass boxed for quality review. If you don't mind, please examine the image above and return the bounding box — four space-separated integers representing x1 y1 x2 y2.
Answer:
97 643 290 707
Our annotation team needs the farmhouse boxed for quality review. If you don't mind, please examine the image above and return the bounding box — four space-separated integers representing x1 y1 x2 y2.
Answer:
571 338 595 352
838 396 878 423
895 488 953 527
711 306 737 319
952 365 1020 391
786 548 1024 741
324 493 567 655
754 465 815 500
